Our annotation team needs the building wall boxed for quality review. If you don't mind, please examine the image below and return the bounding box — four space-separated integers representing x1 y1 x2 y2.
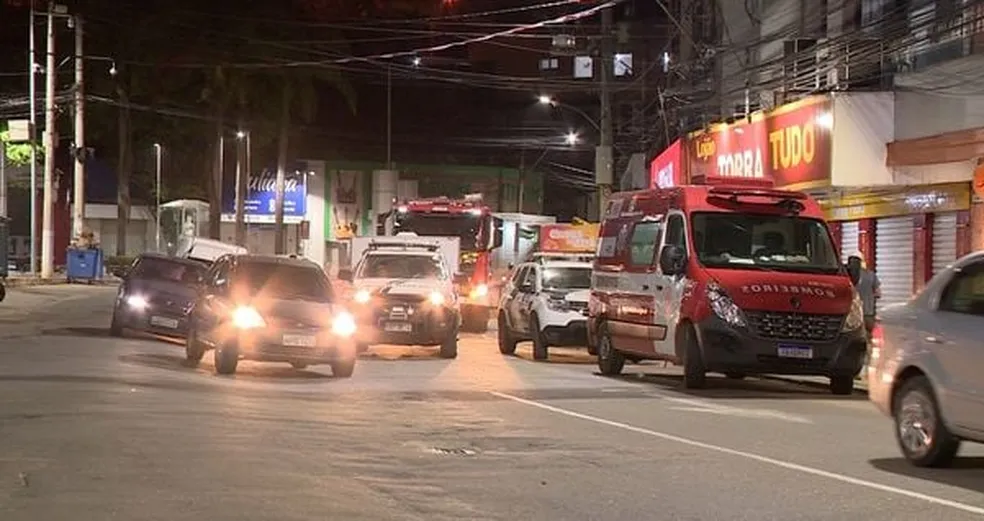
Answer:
830 92 895 187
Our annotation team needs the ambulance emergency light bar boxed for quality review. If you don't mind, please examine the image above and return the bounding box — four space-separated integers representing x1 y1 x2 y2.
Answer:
706 185 807 214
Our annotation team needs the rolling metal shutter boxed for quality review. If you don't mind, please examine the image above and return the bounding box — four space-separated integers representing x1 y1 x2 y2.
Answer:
931 212 958 276
875 216 914 306
840 221 860 263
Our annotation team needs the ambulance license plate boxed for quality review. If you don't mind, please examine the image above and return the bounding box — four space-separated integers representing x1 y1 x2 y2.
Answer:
777 344 813 359
149 316 179 329
384 322 412 333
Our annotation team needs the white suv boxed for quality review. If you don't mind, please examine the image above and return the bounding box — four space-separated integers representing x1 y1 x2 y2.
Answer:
497 260 591 360
868 250 984 467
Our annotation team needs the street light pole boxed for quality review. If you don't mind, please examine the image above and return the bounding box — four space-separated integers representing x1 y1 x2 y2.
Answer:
72 14 85 241
41 1 57 279
234 131 248 247
28 3 38 274
153 143 162 251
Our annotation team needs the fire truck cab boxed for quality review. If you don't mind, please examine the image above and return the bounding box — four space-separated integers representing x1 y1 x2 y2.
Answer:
590 180 867 395
389 195 503 332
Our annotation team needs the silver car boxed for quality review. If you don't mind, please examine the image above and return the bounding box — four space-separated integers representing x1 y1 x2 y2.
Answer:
868 250 984 467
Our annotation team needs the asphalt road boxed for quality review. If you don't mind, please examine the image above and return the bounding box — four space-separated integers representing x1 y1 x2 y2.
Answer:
1 285 983 520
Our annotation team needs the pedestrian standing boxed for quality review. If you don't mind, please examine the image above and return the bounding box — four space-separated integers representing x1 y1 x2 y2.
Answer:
847 251 880 377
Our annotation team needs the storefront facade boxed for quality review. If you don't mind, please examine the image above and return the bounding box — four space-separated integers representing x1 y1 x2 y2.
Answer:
647 92 976 305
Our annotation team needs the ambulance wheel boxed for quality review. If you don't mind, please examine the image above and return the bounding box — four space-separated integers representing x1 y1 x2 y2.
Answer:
680 324 707 389
596 323 625 376
497 312 517 355
531 315 548 361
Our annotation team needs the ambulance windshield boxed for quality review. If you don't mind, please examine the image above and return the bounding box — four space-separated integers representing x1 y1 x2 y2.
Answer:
690 213 840 274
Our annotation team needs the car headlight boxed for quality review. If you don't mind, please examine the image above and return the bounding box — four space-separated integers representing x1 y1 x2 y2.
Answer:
126 295 148 310
428 291 445 306
469 284 489 299
231 306 266 329
843 291 864 332
706 282 746 328
354 289 371 304
332 311 357 337
546 297 571 312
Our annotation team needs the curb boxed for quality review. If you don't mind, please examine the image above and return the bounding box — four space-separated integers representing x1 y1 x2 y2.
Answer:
4 277 120 288
760 374 869 395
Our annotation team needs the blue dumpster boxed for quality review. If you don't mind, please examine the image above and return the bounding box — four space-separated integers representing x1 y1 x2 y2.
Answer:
66 248 104 283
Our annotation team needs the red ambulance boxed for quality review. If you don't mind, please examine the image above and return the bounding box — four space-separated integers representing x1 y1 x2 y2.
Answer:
589 179 867 394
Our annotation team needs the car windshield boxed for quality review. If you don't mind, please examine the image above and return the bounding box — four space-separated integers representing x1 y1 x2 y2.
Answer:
358 254 446 279
541 267 592 290
394 213 480 251
131 257 204 285
235 262 333 302
691 212 841 274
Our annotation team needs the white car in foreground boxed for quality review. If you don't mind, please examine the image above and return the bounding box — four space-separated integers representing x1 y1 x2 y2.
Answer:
868 251 984 467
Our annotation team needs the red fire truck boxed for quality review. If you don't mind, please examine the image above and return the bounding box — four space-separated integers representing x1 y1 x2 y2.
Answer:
391 195 503 332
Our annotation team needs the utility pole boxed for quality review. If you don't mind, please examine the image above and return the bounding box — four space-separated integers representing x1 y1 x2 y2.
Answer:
517 149 525 213
1 137 6 218
72 14 85 241
41 1 57 279
386 65 392 169
28 3 38 274
274 83 290 255
596 5 615 220
234 133 245 247
153 143 162 251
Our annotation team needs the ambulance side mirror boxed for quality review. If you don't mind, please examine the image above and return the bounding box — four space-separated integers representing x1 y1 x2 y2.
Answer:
337 268 353 282
492 217 504 249
659 245 687 276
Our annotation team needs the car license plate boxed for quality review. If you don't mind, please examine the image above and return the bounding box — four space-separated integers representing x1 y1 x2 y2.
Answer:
283 334 316 347
149 316 179 329
384 322 412 333
777 344 813 359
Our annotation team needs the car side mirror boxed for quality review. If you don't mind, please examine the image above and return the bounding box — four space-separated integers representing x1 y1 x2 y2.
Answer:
658 244 687 276
111 266 129 279
519 281 535 293
337 268 353 282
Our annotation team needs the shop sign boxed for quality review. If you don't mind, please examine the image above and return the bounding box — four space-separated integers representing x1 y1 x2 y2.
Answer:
821 182 970 221
687 96 832 189
540 223 600 253
222 167 308 224
649 138 683 188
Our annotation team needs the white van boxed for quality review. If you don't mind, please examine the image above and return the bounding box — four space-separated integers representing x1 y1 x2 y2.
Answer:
175 237 247 265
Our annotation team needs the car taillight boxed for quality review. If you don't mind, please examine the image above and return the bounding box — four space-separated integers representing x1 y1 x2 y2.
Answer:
869 322 884 361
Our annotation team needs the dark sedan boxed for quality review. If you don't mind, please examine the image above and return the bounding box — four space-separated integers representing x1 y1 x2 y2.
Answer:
110 253 206 337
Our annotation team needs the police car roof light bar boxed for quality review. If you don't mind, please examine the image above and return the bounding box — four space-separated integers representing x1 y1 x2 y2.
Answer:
368 240 440 252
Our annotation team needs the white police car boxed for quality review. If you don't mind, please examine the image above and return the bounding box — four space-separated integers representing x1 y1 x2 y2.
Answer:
496 260 591 360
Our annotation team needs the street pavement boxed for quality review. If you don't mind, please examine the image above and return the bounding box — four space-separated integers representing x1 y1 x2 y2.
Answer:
1 286 983 520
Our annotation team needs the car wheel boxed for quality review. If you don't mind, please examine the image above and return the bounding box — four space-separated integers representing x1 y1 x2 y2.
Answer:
0 282 6 302
290 362 308 370
440 328 459 359
680 325 706 389
213 342 239 375
724 372 746 380
893 375 960 468
109 309 124 337
596 323 625 376
185 326 205 365
829 374 855 395
497 312 518 355
331 357 356 378
531 315 548 361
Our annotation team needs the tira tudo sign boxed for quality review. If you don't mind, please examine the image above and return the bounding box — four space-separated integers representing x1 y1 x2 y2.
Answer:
687 96 833 189
649 138 684 188
222 167 308 222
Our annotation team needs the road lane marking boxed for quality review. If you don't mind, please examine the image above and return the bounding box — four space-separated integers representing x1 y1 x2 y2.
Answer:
489 391 984 516
662 396 813 424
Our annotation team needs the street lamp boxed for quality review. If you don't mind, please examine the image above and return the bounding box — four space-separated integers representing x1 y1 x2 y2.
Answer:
564 132 579 146
153 143 162 251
